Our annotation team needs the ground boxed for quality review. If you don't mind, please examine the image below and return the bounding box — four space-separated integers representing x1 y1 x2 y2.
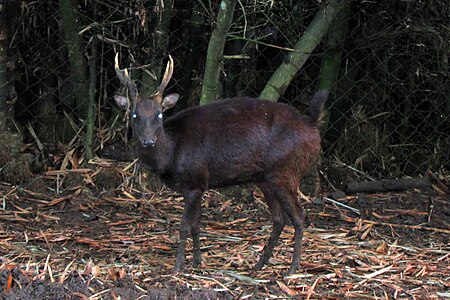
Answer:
0 162 449 299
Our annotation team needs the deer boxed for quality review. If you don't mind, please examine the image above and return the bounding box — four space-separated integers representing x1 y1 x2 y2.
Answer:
114 54 329 275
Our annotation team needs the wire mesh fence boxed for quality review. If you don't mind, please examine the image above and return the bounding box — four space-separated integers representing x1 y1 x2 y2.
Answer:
3 0 449 184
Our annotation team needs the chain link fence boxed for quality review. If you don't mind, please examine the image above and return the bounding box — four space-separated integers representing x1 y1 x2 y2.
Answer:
3 0 449 184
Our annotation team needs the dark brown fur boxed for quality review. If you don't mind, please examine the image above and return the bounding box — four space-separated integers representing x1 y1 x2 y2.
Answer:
117 88 328 274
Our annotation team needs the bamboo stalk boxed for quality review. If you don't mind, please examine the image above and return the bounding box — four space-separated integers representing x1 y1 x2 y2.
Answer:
259 0 344 101
200 0 237 104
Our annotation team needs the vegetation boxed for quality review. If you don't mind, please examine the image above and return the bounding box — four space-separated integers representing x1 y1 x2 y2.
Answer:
0 0 447 183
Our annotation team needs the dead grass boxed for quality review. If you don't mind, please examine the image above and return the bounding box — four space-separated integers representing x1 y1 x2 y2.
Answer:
0 160 449 299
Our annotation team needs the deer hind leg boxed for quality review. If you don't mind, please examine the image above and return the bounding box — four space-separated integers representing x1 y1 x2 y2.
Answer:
253 183 287 271
268 177 306 275
286 200 306 275
173 188 203 272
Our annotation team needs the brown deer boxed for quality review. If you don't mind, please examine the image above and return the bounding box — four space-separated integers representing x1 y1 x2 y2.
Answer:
114 54 328 274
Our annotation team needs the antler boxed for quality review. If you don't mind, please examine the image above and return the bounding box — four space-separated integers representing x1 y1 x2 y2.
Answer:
114 53 139 104
154 55 174 101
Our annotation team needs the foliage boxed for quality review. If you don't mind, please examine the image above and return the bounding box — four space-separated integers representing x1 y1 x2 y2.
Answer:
0 0 448 181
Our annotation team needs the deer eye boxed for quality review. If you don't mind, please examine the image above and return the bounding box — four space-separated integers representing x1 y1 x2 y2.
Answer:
132 112 138 119
156 112 163 120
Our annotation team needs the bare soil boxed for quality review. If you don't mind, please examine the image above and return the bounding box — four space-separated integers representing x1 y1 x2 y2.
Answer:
0 164 449 299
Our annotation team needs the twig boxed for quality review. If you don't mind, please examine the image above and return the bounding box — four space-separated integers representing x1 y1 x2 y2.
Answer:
323 197 360 215
342 217 450 235
334 160 376 181
26 122 44 152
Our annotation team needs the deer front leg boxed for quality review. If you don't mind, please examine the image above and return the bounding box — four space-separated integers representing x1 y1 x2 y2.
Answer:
173 188 203 272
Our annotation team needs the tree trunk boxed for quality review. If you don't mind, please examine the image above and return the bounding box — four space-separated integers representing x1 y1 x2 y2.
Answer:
180 2 205 108
259 0 344 101
86 33 98 161
200 0 237 105
0 2 32 184
0 40 6 131
319 0 350 129
0 1 19 132
0 4 10 131
319 0 350 93
58 0 89 119
304 4 354 194
36 39 59 144
35 75 57 143
140 0 174 98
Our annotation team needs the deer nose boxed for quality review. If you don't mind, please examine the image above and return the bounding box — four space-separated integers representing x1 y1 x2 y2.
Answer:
142 138 156 147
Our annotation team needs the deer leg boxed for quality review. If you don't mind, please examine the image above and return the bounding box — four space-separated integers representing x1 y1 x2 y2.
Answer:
271 182 306 275
191 197 202 268
281 193 305 275
254 185 286 271
173 188 203 272
287 205 306 275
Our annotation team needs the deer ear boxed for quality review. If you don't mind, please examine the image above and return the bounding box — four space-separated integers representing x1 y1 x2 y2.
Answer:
162 93 179 112
114 95 130 110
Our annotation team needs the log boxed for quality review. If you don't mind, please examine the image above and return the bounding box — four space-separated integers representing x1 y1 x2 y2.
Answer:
346 177 431 194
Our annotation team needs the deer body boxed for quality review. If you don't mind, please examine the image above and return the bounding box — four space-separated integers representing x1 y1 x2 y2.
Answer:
137 98 321 191
114 54 328 274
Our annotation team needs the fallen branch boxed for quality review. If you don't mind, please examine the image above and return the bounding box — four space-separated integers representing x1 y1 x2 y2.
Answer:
346 177 431 194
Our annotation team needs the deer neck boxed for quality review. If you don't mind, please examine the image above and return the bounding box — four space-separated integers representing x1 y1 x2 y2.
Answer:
135 128 173 175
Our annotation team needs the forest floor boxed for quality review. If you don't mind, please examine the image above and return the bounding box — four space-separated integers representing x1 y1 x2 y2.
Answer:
0 160 449 299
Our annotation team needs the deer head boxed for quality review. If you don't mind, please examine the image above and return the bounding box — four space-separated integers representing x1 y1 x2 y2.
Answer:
114 54 179 147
